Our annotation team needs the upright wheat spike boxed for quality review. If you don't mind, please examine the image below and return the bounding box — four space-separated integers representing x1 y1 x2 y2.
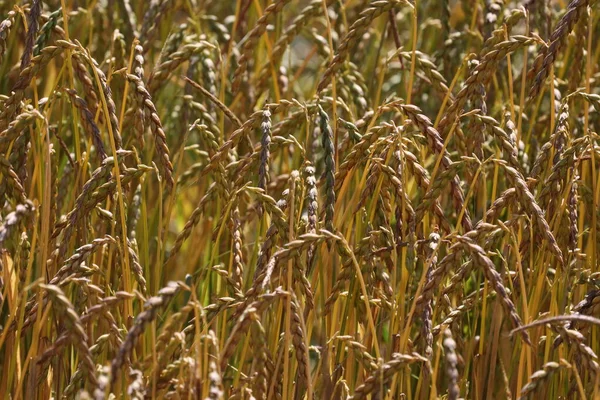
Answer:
319 105 335 232
443 329 460 400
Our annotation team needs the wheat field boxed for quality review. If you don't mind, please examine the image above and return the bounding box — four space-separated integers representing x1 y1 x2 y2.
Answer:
0 0 599 398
